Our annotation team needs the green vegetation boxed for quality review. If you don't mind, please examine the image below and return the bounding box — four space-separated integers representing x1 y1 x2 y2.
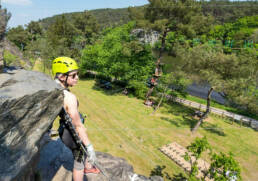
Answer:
53 79 258 181
80 22 155 98
3 50 17 65
184 137 241 181
6 1 258 179
40 8 130 30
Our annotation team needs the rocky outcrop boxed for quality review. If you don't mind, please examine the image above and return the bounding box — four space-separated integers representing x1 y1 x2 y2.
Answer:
3 39 32 69
132 29 159 46
0 69 64 181
0 7 11 71
37 138 163 181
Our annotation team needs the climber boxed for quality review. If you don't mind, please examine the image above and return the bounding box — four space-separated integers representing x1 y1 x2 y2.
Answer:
52 57 100 181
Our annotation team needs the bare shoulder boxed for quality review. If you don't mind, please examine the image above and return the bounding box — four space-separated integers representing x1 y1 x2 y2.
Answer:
63 90 77 108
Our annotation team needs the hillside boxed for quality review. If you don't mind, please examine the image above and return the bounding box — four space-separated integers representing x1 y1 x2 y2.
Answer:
39 7 131 30
38 1 258 31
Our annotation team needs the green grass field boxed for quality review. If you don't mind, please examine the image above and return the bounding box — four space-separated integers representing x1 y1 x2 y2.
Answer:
53 79 258 181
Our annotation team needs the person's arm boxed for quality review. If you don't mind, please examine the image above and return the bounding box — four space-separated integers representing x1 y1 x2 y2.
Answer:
64 91 91 146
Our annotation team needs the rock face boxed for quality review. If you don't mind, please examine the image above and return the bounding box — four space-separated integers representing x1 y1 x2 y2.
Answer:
3 39 32 70
132 29 159 46
0 7 11 71
0 69 64 181
37 138 163 181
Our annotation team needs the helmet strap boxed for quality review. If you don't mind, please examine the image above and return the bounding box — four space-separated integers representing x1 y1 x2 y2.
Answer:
56 74 69 88
64 74 69 88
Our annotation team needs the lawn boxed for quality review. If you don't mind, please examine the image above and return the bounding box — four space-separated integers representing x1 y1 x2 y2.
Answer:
53 79 258 181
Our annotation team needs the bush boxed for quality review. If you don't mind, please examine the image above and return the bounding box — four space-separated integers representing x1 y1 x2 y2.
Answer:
127 80 148 99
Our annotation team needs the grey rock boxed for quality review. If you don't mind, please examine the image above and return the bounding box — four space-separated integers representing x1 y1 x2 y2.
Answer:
0 69 63 181
132 29 159 46
0 8 11 71
2 39 32 69
37 138 163 181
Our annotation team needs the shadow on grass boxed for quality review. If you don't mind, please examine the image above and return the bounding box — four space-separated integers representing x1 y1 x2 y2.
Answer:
150 165 187 181
161 116 198 130
160 101 195 116
201 122 226 136
159 101 198 130
81 77 125 96
159 101 226 136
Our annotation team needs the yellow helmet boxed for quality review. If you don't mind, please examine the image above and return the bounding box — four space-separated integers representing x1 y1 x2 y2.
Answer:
52 57 79 76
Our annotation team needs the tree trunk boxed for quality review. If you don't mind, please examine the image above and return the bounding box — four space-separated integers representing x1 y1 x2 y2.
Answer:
152 87 167 115
145 86 155 99
192 87 214 133
145 28 169 102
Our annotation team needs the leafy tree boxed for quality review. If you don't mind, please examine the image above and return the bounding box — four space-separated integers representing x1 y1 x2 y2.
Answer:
7 25 29 50
141 0 214 104
184 137 242 181
178 43 258 132
46 15 78 58
184 137 211 180
73 11 100 45
26 21 43 42
209 152 242 181
80 22 155 97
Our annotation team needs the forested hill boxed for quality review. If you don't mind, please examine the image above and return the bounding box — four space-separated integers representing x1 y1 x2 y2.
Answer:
37 1 258 30
39 8 131 30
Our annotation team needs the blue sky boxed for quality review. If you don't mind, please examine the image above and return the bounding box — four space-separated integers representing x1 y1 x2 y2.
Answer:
1 0 149 28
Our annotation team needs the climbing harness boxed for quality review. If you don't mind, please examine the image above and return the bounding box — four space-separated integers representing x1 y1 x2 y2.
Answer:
60 108 111 181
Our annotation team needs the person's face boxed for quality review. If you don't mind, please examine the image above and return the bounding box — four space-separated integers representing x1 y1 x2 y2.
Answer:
66 71 79 87
59 70 79 87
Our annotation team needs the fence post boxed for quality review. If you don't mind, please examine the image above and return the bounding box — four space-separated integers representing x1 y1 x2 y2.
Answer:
231 114 235 125
240 117 242 127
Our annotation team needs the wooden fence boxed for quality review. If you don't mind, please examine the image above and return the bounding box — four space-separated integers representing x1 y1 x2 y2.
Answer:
165 94 258 130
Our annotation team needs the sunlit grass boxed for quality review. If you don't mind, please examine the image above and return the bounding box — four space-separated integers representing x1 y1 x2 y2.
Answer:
52 79 258 180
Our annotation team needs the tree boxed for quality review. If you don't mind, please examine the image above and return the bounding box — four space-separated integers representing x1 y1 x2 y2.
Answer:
7 25 29 50
142 0 212 104
73 11 100 45
26 21 43 42
80 22 155 98
209 152 242 181
179 43 258 132
184 137 242 181
184 137 211 180
46 15 77 58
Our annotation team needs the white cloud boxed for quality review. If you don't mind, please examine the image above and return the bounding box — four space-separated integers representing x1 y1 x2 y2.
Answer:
2 0 32 6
